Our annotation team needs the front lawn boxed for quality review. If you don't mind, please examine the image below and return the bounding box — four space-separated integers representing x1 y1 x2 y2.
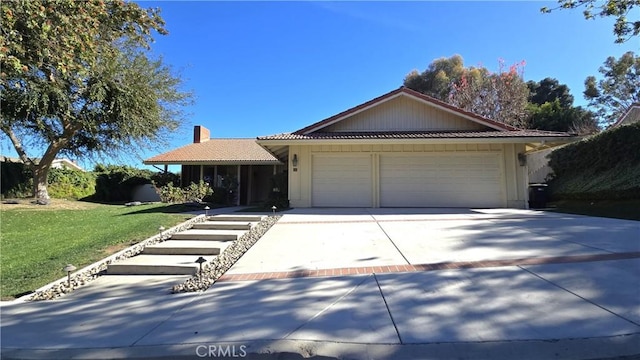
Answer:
0 200 191 300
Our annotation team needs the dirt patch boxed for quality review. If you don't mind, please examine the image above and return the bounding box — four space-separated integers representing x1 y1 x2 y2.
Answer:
100 243 133 256
0 199 101 211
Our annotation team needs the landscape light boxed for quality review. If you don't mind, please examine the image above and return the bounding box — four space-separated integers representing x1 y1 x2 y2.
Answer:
63 264 76 287
195 256 207 274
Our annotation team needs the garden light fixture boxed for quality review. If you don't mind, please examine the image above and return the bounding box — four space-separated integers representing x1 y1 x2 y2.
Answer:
271 205 277 215
63 264 76 287
195 256 207 274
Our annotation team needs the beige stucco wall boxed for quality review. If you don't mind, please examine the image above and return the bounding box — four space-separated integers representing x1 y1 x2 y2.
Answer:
287 142 528 208
526 148 556 184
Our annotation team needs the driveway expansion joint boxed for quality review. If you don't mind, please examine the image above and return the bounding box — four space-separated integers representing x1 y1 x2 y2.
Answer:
370 214 411 265
373 273 403 344
518 265 640 328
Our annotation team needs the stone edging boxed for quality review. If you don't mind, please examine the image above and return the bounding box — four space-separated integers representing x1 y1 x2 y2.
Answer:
172 215 280 293
25 214 208 301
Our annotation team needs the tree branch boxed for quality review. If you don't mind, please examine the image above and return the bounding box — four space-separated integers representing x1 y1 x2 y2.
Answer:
0 125 35 169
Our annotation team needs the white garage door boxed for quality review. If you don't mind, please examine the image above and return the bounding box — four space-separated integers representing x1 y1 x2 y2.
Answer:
312 155 372 207
380 153 504 207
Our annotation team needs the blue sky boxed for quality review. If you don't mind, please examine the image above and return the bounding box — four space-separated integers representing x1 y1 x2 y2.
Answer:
1 1 635 170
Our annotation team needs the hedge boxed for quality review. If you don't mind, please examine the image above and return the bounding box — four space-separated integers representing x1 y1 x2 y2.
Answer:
548 123 640 200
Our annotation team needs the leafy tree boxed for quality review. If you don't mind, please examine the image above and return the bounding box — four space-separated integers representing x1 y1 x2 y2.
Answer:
527 100 598 134
584 51 640 126
541 0 640 43
405 56 530 127
449 60 531 128
527 78 574 108
0 1 191 202
526 78 599 134
403 55 466 101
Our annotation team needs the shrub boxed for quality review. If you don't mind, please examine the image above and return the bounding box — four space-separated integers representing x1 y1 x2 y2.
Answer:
262 171 290 210
47 168 96 200
548 123 640 200
92 164 157 202
548 122 640 177
1 162 96 199
0 161 32 198
151 171 180 188
157 181 213 204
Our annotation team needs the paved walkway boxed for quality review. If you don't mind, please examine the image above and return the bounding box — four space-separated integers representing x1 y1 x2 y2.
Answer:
2 208 639 360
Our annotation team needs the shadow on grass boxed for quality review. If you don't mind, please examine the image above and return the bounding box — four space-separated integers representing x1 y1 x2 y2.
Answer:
236 206 293 213
121 203 229 215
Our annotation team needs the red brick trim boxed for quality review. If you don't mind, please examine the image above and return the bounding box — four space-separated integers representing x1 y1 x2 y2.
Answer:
216 252 640 282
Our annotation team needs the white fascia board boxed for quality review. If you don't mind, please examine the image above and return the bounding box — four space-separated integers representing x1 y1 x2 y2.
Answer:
256 137 575 146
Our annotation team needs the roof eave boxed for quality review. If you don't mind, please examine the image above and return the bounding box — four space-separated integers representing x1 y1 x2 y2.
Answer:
143 160 283 166
256 136 576 146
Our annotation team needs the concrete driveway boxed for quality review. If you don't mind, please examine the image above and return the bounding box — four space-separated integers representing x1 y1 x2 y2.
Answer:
2 208 639 359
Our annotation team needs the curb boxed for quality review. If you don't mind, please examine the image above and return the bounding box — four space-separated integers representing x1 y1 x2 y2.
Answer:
2 334 639 359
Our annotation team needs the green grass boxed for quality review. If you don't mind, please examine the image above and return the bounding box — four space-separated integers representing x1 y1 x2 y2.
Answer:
548 199 640 221
0 201 191 300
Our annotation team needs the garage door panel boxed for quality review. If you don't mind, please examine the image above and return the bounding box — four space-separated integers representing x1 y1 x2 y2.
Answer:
380 153 503 208
312 155 372 207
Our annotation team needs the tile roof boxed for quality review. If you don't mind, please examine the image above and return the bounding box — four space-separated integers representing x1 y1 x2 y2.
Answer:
293 87 520 134
258 130 573 141
144 138 281 164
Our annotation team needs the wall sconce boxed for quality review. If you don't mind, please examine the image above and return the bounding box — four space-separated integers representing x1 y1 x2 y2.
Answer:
292 154 298 167
517 153 526 166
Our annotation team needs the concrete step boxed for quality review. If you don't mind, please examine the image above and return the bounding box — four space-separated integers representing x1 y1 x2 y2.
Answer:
107 255 217 275
170 229 243 241
208 215 265 222
192 221 252 231
142 240 222 255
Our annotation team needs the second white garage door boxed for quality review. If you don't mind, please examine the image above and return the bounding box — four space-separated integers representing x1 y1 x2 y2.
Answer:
312 154 372 207
379 153 504 207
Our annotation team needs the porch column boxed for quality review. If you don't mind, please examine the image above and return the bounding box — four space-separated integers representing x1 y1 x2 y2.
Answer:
236 165 241 206
199 165 204 182
273 164 277 175
214 165 218 187
247 165 252 205
163 164 168 173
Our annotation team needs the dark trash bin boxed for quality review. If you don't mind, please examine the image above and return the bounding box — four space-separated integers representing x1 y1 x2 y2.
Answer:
528 183 548 209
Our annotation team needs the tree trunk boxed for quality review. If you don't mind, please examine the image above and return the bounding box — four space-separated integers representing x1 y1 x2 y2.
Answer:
32 165 51 204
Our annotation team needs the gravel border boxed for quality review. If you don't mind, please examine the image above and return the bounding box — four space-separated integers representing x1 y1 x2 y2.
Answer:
26 214 208 301
172 215 281 293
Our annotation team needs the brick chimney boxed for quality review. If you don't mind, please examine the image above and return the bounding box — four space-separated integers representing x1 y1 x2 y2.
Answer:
193 125 210 143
